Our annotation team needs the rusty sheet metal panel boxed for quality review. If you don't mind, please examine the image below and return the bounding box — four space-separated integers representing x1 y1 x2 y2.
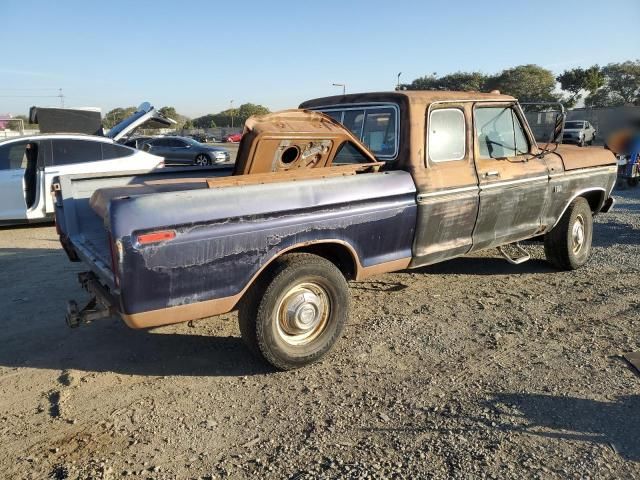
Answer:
542 165 618 230
551 144 617 171
108 171 417 316
234 109 377 175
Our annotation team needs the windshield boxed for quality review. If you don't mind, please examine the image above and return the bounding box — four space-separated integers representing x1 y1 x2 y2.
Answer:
183 137 201 146
565 121 584 130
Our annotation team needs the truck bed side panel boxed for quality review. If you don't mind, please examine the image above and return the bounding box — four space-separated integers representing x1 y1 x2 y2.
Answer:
110 171 417 316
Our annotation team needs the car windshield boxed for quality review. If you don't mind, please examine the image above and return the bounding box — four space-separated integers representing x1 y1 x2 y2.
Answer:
565 121 584 129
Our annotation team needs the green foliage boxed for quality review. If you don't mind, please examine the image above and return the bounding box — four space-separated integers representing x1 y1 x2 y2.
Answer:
405 71 491 92
103 106 136 129
487 64 559 103
557 66 605 107
601 61 640 105
405 65 559 103
192 103 270 129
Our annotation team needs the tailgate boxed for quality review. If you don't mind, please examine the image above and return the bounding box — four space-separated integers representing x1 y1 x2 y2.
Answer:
53 166 233 289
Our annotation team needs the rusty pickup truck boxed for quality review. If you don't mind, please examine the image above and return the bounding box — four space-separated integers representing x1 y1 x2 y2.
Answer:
54 91 617 370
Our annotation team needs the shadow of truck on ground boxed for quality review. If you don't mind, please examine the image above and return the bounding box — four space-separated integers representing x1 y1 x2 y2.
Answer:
484 393 640 462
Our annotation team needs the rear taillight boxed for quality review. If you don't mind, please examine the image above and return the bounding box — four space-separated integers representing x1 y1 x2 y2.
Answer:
136 230 176 245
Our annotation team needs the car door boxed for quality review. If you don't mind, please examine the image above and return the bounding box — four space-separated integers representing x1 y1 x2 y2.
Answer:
470 103 549 251
169 138 193 163
0 140 30 221
411 103 480 266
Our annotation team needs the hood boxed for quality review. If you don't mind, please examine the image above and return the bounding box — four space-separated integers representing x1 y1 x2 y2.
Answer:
552 144 616 171
106 102 176 141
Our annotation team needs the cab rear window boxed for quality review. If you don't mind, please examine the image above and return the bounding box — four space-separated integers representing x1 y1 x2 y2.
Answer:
317 105 398 160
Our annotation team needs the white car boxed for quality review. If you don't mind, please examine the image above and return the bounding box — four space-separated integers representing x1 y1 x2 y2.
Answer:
0 103 172 225
562 120 597 147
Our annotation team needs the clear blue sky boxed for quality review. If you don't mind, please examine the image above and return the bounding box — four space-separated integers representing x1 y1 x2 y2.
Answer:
1 0 638 118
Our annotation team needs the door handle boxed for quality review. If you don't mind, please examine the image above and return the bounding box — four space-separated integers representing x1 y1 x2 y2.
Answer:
484 171 500 178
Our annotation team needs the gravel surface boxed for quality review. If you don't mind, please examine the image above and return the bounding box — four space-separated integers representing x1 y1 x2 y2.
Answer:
0 188 638 479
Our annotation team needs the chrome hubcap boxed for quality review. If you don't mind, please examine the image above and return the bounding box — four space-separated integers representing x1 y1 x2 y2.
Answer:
276 282 330 346
572 215 585 253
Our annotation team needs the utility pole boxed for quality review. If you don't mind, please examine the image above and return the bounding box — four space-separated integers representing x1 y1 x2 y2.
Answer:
58 88 65 108
332 83 346 95
230 99 234 129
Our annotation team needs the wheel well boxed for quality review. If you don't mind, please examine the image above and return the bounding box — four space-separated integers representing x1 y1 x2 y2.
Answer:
284 243 358 280
580 190 605 213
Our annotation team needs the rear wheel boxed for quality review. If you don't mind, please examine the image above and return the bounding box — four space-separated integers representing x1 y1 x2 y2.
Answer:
238 253 349 370
544 197 593 270
194 154 211 166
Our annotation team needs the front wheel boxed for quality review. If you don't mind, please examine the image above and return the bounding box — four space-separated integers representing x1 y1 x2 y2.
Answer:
544 197 593 270
194 154 211 166
238 253 350 370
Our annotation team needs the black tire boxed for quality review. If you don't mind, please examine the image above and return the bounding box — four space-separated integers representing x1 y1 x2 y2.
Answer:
238 253 350 370
544 197 593 270
194 154 211 166
578 138 585 147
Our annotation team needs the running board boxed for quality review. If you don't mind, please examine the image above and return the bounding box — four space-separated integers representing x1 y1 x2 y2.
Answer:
497 243 530 265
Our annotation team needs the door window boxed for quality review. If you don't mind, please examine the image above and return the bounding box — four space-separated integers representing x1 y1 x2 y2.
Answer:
428 109 466 162
51 139 102 165
101 143 135 160
475 107 529 159
333 142 370 164
0 140 29 169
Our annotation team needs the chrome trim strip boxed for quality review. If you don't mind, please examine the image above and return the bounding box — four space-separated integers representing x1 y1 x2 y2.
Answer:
417 185 478 200
549 165 618 179
481 175 548 190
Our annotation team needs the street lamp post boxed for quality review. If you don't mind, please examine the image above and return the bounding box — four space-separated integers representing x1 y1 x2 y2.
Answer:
230 100 234 129
332 83 346 95
396 72 402 90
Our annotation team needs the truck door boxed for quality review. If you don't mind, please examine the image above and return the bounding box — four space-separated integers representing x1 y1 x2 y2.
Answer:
411 103 480 267
0 140 31 222
471 103 549 251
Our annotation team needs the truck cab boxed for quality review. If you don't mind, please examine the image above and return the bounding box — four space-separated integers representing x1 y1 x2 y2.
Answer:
301 91 616 265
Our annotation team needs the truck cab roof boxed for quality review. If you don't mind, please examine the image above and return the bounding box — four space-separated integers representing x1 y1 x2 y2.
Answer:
300 90 516 110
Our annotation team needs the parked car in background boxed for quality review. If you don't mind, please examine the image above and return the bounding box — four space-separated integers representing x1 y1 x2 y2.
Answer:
143 136 230 165
0 133 164 225
204 133 218 143
223 132 242 143
563 120 596 146
187 133 206 143
0 102 172 225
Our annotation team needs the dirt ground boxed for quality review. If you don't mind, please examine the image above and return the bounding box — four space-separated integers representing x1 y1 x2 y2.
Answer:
0 188 639 480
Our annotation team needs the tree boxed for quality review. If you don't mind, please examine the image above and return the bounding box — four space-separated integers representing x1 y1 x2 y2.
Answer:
557 66 605 107
601 61 640 105
581 61 640 107
487 64 559 103
192 103 270 129
405 71 491 91
103 107 136 129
